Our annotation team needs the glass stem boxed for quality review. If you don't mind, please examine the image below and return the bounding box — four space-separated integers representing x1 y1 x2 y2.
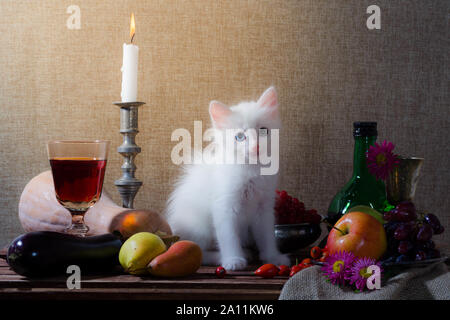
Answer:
67 210 89 236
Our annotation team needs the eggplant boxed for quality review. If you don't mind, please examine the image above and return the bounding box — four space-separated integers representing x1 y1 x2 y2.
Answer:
7 231 122 277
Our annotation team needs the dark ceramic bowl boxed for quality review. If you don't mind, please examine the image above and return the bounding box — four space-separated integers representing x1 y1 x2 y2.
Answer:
274 223 322 253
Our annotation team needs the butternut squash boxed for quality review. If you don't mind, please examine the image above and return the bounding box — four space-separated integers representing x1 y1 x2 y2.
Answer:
18 171 172 238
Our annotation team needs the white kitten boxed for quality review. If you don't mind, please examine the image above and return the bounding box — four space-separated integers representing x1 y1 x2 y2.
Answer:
166 87 289 270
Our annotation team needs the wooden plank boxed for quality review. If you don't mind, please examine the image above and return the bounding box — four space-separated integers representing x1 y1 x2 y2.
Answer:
0 287 280 300
0 269 287 286
0 273 288 284
0 258 258 273
0 258 287 282
0 261 286 283
0 271 287 281
0 246 286 300
0 260 286 297
0 282 285 295
0 283 283 299
0 273 274 284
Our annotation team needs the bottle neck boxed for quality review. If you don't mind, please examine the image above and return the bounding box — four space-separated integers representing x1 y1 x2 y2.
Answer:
353 135 377 177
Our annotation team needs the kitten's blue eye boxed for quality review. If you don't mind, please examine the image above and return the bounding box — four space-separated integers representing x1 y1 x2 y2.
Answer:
235 132 246 142
259 127 269 136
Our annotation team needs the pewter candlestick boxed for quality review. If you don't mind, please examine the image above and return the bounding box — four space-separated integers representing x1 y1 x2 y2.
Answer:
113 101 145 208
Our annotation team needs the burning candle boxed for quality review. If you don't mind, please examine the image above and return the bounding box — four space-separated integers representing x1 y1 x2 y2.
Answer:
121 13 138 102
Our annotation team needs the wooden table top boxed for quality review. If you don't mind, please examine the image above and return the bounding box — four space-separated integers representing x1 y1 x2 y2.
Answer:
0 248 289 300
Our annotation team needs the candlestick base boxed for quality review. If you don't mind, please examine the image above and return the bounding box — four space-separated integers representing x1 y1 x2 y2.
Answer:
113 101 145 209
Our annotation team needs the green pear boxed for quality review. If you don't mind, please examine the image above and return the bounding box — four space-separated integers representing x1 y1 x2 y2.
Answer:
119 232 167 275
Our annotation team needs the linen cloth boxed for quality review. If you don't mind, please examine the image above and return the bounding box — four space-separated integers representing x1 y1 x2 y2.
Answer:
279 262 450 300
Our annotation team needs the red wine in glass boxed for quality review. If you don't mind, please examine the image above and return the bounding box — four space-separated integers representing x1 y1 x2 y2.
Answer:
47 140 109 237
50 157 107 211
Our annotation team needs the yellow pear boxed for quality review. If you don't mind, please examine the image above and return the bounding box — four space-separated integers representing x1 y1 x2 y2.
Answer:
119 232 167 275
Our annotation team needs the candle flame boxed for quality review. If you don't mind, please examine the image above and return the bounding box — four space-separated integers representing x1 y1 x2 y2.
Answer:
130 13 135 43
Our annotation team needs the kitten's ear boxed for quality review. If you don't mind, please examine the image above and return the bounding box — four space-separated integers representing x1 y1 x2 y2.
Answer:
257 86 278 113
209 101 231 128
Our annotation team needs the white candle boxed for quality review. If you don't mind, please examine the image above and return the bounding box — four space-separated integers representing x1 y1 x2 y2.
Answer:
121 13 138 102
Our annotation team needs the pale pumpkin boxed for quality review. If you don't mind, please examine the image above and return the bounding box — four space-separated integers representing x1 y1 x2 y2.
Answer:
18 171 172 238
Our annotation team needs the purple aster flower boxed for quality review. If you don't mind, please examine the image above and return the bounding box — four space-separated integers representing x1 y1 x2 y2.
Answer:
348 257 383 291
367 140 400 180
321 251 356 286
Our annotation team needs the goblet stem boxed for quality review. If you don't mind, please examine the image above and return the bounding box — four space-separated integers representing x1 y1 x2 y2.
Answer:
66 210 89 237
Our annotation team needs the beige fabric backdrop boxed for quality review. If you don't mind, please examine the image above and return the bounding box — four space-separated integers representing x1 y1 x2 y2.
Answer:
0 1 448 248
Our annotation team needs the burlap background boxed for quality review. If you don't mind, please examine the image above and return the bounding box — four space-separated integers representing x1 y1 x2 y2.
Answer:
0 1 448 248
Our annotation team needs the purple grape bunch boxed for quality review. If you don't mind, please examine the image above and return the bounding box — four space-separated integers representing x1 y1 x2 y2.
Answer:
383 201 444 263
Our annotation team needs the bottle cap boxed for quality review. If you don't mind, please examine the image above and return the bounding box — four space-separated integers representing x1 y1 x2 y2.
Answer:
353 122 377 137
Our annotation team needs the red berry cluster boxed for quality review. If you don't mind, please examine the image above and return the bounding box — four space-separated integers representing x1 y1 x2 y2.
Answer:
274 190 322 225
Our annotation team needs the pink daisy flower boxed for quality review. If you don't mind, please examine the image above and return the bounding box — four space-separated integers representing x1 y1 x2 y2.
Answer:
321 251 356 286
348 257 383 291
367 140 400 180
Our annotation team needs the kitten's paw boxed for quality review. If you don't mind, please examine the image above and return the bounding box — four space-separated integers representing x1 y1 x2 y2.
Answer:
221 256 248 270
261 252 290 266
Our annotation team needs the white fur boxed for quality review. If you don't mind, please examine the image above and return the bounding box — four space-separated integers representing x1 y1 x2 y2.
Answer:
165 87 289 270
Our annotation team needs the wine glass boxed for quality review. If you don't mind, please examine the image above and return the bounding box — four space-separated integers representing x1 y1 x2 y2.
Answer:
47 140 110 237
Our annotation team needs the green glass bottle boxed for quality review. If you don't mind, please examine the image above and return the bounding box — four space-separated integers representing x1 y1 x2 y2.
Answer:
327 122 387 226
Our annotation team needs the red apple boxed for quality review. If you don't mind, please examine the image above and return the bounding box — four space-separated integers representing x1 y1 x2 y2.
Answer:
327 211 387 259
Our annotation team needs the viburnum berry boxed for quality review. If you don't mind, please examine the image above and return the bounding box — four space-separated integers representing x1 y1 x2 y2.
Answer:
310 246 322 259
215 266 226 278
301 258 312 266
274 190 321 225
289 265 304 277
278 265 290 276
